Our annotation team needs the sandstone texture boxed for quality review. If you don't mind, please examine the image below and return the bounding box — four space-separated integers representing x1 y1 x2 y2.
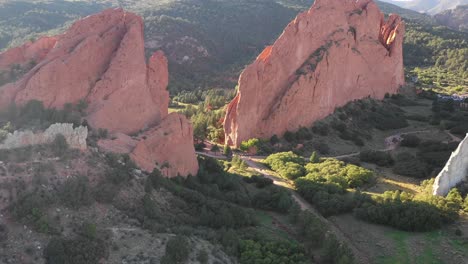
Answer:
0 37 57 71
0 123 87 150
131 113 198 177
224 0 405 146
98 133 138 154
433 134 468 196
0 9 198 177
0 8 167 134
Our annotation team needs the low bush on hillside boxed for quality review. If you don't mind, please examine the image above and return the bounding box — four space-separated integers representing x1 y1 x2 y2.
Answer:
355 188 461 232
239 239 308 264
359 150 394 167
59 176 93 208
43 224 108 264
161 235 191 264
293 211 354 263
264 152 305 179
292 156 460 231
11 189 56 234
240 138 273 154
304 158 373 188
400 134 421 147
417 140 454 169
243 175 273 188
392 152 429 178
0 100 85 131
354 191 449 231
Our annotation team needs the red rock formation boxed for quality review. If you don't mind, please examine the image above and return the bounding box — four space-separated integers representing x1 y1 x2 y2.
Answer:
131 113 198 177
0 8 198 177
224 0 405 146
0 37 57 71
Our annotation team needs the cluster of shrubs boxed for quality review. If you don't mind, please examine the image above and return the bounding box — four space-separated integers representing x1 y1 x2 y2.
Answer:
291 210 354 263
142 156 352 263
294 157 462 231
354 190 457 231
305 158 373 188
0 100 87 131
44 222 109 264
261 150 463 231
294 158 373 216
264 152 305 180
431 98 468 134
238 239 308 264
359 138 455 179
359 150 394 167
239 138 273 154
161 235 191 264
392 152 429 178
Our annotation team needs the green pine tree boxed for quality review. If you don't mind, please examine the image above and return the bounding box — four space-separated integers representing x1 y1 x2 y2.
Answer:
310 151 320 163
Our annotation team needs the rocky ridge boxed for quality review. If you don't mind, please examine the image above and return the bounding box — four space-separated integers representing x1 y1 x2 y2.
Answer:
0 123 87 150
224 0 405 146
433 133 468 196
0 8 198 176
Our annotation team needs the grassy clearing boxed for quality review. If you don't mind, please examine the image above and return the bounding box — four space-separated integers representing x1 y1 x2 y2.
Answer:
376 229 467 264
376 231 411 264
168 101 198 113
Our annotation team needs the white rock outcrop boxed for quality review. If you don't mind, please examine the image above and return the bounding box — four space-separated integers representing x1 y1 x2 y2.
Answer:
433 133 468 196
0 123 87 150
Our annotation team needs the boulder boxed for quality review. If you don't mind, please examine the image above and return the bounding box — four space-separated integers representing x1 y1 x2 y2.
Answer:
224 0 405 146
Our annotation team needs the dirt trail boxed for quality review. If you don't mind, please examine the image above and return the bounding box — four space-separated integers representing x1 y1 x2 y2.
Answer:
193 129 448 263
445 130 462 142
241 156 371 264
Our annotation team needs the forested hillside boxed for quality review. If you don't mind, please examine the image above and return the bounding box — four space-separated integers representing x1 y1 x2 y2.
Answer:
0 0 467 94
405 22 468 94
435 5 468 32
380 0 468 14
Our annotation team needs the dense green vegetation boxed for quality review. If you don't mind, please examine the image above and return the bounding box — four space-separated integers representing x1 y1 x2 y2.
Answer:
0 99 86 132
405 21 468 94
244 97 410 156
172 89 235 142
44 222 109 264
264 151 464 232
1 0 466 94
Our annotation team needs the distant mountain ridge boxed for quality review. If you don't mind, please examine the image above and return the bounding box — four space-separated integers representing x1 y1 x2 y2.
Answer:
434 5 468 32
380 0 468 14
0 0 466 94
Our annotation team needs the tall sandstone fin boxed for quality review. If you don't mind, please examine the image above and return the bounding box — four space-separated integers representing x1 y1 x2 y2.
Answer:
0 8 198 177
224 0 405 146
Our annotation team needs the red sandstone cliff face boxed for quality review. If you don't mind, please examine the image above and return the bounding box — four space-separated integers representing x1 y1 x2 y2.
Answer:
0 37 57 71
0 8 198 177
224 0 405 147
131 113 198 177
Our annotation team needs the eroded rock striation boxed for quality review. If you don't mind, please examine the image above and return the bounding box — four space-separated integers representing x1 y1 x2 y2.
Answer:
0 123 87 150
0 37 57 71
131 114 198 177
224 0 405 146
433 134 468 196
0 8 198 177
